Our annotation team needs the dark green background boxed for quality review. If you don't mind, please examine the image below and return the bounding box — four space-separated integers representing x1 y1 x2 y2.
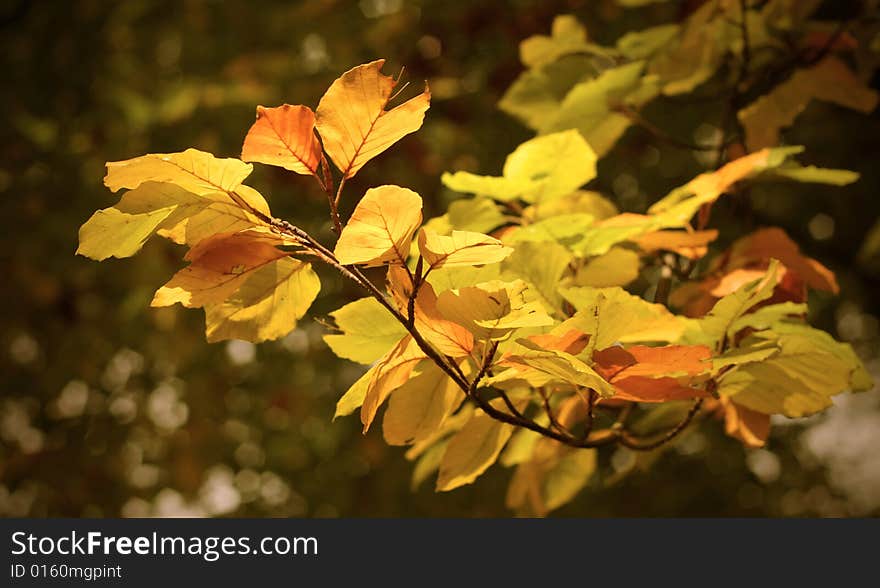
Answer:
1 0 878 517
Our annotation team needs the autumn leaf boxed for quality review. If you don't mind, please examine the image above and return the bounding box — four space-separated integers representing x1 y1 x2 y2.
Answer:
560 286 685 349
241 104 323 175
386 266 475 358
151 231 320 343
334 185 422 266
323 297 408 365
77 183 269 260
716 322 872 418
649 147 857 228
383 362 465 446
104 149 257 207
633 229 719 260
592 344 712 402
436 398 524 491
489 347 614 398
506 396 596 515
315 59 430 179
360 336 426 431
442 130 597 203
436 279 554 340
417 228 512 269
739 57 878 150
671 228 837 317
720 397 770 448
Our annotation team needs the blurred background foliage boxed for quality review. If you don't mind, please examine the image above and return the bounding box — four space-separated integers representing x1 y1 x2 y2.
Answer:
2 0 879 517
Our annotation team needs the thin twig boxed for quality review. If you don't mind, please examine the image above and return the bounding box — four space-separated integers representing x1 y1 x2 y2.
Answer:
619 398 704 451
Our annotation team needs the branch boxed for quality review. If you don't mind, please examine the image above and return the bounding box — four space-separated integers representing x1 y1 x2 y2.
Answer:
619 398 704 452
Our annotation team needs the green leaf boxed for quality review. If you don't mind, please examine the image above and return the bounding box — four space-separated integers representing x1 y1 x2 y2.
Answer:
541 61 656 156
323 297 408 365
499 55 596 130
525 190 618 222
718 327 871 417
442 130 597 203
616 25 679 59
728 302 807 334
506 213 595 248
502 240 573 315
520 15 612 68
570 247 640 288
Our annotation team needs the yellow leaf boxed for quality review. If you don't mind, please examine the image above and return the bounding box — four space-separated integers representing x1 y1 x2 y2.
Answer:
334 185 422 266
490 348 615 398
436 279 554 340
360 336 426 431
519 15 600 68
104 149 258 209
417 228 513 269
506 396 596 515
316 59 430 179
323 297 407 365
442 130 597 203
718 329 861 417
386 267 475 358
436 398 522 491
383 363 465 446
502 240 573 315
241 104 323 175
571 247 640 288
151 232 319 343
739 57 878 150
560 286 685 349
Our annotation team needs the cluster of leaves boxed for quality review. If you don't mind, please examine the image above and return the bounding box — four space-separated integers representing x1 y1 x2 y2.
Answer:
78 1 877 515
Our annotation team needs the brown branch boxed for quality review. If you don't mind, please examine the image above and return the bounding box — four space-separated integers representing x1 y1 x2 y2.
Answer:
619 398 704 451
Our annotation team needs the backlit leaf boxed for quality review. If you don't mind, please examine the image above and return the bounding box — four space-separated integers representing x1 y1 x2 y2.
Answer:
241 104 323 175
316 59 430 179
151 231 320 343
360 336 426 431
592 344 712 402
334 185 422 266
323 297 408 364
383 363 464 446
78 183 266 260
442 130 597 203
417 229 512 269
739 57 878 150
560 286 685 349
436 279 554 340
436 398 522 491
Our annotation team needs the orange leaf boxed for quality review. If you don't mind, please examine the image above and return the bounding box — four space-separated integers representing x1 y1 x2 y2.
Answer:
592 345 712 403
386 266 474 358
151 232 287 308
525 329 590 355
334 185 422 266
316 60 430 179
634 229 719 260
722 397 770 448
730 227 838 294
241 105 323 176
